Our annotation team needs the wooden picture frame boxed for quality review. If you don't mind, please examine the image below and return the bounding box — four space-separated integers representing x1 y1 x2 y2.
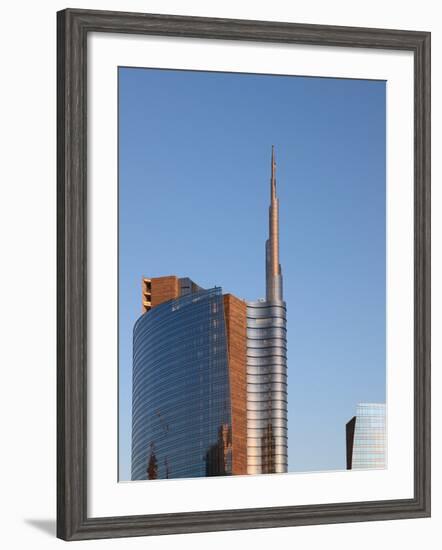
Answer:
57 8 431 541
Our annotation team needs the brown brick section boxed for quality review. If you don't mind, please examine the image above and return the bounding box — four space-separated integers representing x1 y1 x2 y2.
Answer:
223 294 248 475
150 276 179 308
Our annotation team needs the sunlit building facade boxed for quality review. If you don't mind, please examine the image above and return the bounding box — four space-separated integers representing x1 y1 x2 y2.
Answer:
346 402 386 470
246 146 288 475
132 286 246 479
131 147 287 480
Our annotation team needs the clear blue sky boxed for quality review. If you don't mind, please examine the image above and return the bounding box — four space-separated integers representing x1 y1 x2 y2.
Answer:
118 67 386 481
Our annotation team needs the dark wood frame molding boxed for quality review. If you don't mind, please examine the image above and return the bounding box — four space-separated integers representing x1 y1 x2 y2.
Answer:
57 8 431 541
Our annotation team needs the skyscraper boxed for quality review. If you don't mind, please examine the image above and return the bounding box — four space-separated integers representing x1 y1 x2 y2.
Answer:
131 147 287 480
346 403 386 470
246 146 287 475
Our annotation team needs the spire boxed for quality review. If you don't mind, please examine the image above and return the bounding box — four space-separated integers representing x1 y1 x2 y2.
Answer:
271 144 276 202
269 145 279 278
266 145 283 301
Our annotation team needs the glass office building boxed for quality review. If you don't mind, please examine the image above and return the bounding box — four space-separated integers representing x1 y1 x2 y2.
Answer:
346 403 386 470
132 287 233 480
246 301 287 474
131 146 287 480
246 146 288 474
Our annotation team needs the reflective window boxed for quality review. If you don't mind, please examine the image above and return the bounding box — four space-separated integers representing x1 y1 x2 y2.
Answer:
351 403 386 470
132 288 232 480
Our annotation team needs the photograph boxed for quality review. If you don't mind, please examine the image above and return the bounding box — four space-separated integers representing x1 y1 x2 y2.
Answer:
52 6 430 542
118 67 387 482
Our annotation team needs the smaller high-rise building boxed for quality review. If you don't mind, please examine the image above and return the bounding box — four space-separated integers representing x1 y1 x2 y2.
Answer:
346 402 386 470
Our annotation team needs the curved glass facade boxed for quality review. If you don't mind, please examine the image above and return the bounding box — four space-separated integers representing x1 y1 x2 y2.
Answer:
246 300 288 474
131 287 232 480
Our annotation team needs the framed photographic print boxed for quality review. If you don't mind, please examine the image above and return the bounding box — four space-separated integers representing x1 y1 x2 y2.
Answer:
57 8 431 541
